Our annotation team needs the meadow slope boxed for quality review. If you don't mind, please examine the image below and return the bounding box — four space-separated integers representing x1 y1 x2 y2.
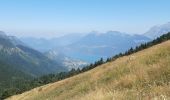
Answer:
7 41 170 100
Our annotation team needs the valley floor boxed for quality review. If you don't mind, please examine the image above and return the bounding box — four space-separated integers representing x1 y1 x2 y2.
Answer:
7 41 170 100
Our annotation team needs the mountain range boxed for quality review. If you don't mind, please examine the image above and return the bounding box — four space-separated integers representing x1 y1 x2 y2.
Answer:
144 22 170 39
20 22 170 62
21 31 150 62
0 32 66 77
58 31 150 62
20 33 84 52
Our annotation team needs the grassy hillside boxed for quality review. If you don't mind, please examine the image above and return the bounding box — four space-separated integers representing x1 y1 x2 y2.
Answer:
7 40 170 100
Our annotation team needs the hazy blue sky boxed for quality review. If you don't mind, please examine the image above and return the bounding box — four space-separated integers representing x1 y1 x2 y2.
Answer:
0 0 170 38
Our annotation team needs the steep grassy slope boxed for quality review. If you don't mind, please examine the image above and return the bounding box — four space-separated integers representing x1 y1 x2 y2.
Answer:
7 41 170 100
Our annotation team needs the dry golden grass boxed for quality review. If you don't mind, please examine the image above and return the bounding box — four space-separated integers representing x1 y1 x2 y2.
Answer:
7 41 170 100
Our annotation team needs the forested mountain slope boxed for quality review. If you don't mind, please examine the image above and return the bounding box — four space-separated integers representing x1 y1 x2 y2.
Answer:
0 32 66 99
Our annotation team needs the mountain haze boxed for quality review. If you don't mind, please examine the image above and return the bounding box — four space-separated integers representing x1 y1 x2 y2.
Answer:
144 22 170 39
59 31 150 62
0 32 66 77
45 50 88 70
21 31 150 62
20 34 84 52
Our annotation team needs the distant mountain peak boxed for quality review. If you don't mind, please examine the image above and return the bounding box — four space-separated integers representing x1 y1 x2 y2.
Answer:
0 31 6 35
144 22 170 39
107 30 121 33
107 31 127 36
0 31 8 38
88 31 126 37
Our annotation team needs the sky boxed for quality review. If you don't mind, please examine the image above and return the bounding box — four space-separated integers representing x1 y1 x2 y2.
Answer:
0 0 170 38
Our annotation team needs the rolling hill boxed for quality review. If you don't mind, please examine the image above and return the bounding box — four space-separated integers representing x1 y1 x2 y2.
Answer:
7 39 170 100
